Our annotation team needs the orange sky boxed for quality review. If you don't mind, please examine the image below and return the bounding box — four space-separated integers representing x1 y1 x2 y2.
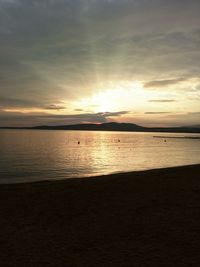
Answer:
0 0 200 127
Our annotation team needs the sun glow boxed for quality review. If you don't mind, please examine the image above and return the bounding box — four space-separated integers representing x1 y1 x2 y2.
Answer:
75 81 146 113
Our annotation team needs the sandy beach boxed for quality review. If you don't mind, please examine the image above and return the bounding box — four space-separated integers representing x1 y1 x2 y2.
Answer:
1 164 200 266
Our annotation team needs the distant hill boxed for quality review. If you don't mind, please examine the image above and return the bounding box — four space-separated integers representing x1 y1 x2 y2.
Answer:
34 122 145 132
1 122 200 133
186 125 200 129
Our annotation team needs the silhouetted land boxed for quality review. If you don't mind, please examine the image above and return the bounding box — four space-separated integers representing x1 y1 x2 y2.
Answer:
1 122 200 133
154 136 200 139
1 164 200 266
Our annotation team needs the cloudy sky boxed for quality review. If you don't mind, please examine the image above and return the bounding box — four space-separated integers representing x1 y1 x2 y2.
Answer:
0 0 200 127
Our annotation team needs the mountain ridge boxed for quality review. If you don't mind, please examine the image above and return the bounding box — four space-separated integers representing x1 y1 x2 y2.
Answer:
1 122 200 133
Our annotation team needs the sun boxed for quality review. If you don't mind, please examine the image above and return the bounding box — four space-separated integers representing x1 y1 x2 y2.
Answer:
75 81 146 113
77 87 123 113
91 90 122 112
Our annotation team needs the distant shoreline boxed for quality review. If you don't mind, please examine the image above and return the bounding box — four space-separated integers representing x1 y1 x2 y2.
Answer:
1 122 200 134
153 135 200 139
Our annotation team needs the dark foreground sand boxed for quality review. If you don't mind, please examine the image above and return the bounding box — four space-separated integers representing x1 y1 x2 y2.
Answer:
1 165 200 267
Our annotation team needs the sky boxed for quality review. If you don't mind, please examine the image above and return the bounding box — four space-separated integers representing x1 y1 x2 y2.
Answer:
0 0 200 127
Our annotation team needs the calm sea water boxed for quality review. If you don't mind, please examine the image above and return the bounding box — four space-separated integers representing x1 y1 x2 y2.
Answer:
0 130 200 183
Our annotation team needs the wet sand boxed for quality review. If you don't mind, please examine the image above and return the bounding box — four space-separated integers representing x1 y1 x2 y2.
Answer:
1 164 200 266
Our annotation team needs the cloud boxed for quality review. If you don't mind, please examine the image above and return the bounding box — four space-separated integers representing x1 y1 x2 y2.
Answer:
0 110 129 127
144 78 186 88
0 0 200 126
44 104 67 110
148 99 176 103
145 112 172 114
99 111 129 117
187 112 200 115
74 109 84 112
0 96 39 108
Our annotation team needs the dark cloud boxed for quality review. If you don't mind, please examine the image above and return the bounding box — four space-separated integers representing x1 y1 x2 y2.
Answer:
99 111 129 117
36 111 128 119
0 110 129 127
144 78 186 88
145 112 172 114
74 109 84 111
148 99 176 103
44 104 67 111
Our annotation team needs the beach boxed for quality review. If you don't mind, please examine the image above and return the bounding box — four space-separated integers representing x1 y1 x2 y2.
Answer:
1 164 200 266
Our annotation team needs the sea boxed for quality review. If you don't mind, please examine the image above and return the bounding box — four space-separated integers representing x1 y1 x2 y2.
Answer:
0 129 200 183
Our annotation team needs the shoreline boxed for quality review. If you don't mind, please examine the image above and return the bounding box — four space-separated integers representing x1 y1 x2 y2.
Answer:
1 164 200 266
1 127 200 135
1 163 200 185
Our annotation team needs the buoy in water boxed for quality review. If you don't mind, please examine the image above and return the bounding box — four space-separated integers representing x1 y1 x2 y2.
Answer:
78 141 80 145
